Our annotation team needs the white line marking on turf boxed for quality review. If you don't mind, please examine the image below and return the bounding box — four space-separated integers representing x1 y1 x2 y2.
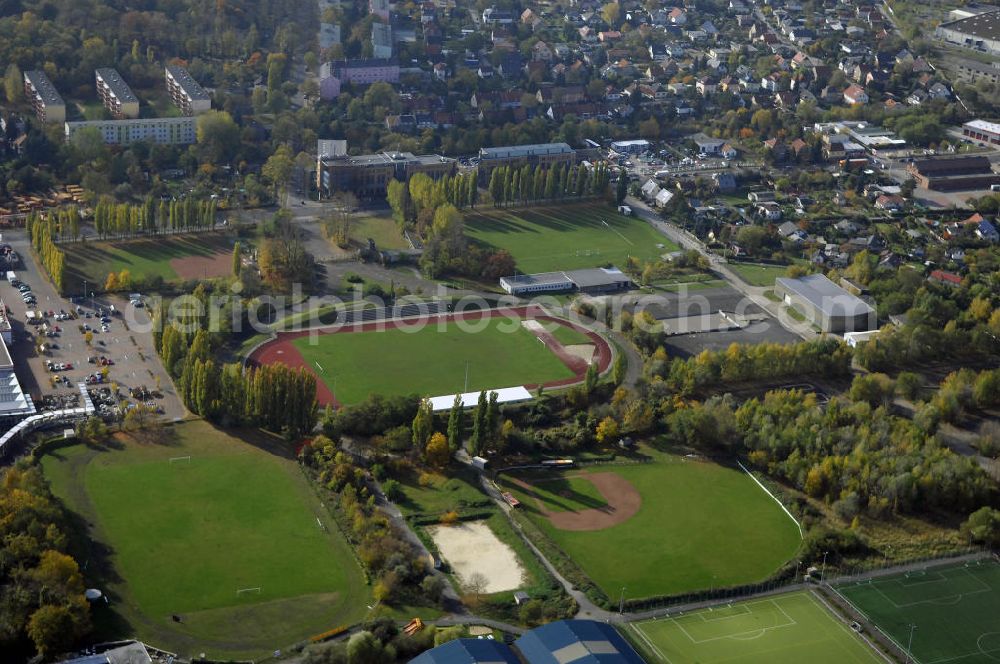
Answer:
631 624 671 664
671 599 796 644
736 460 802 536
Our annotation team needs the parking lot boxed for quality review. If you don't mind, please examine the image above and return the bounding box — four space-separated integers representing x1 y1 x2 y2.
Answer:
2 231 186 421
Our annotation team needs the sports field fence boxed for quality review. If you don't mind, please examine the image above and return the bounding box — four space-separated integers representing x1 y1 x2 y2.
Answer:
616 546 993 614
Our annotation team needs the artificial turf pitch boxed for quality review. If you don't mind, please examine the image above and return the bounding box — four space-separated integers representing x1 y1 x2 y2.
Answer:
291 317 575 404
464 203 679 274
501 453 802 598
629 591 883 664
41 421 367 657
835 559 1000 664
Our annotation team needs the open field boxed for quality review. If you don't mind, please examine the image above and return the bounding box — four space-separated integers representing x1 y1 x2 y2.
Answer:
628 591 883 664
65 233 237 292
393 466 490 517
728 263 792 287
249 308 611 406
40 421 367 658
500 450 801 599
464 203 678 273
350 215 410 250
548 323 592 347
835 559 1000 664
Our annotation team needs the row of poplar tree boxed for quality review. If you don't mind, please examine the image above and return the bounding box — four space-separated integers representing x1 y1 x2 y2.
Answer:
157 324 317 436
26 212 66 291
92 196 218 239
486 161 611 208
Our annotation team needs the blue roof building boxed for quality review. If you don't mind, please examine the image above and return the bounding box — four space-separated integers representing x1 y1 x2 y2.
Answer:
410 638 520 664
514 620 646 664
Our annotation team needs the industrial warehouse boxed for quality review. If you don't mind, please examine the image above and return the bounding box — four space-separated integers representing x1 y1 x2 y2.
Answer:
774 274 876 334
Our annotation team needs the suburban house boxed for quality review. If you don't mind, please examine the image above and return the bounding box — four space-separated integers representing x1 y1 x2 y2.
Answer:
843 84 869 104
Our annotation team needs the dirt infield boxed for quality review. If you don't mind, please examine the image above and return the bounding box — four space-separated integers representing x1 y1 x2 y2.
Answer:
246 305 613 406
510 472 642 531
170 252 232 280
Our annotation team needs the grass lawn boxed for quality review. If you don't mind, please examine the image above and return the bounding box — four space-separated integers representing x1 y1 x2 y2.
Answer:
515 475 608 513
835 559 1000 664
549 323 591 347
393 465 490 517
351 215 409 251
464 203 678 273
292 316 575 404
728 263 791 287
500 450 801 599
40 421 367 659
653 278 727 292
628 591 882 664
65 233 237 293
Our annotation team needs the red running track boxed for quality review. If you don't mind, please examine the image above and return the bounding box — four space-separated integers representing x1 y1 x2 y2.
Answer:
246 305 613 407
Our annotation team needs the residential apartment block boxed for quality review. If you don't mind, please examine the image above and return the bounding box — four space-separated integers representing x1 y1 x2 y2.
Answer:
95 68 140 119
372 22 394 59
477 142 576 182
64 117 196 145
317 151 455 199
165 65 211 115
23 70 65 124
369 0 390 20
319 59 400 99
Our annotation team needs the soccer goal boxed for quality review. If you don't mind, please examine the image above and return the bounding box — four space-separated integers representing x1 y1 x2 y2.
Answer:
236 587 261 596
169 456 192 464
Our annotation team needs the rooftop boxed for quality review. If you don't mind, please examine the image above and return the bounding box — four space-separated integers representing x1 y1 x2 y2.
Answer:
910 155 993 175
940 10 1000 40
321 151 454 167
501 267 631 290
0 333 10 371
965 119 1000 134
329 58 399 69
776 273 875 318
480 142 574 160
95 68 139 104
23 70 65 107
372 22 393 44
515 620 646 664
411 639 520 664
165 65 210 101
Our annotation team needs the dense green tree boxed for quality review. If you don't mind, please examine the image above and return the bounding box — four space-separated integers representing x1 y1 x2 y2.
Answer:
447 394 463 451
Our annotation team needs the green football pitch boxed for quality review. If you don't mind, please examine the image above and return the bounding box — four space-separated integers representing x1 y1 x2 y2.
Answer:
291 316 575 404
628 591 883 663
500 452 802 598
464 203 679 274
41 421 367 657
835 559 1000 664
